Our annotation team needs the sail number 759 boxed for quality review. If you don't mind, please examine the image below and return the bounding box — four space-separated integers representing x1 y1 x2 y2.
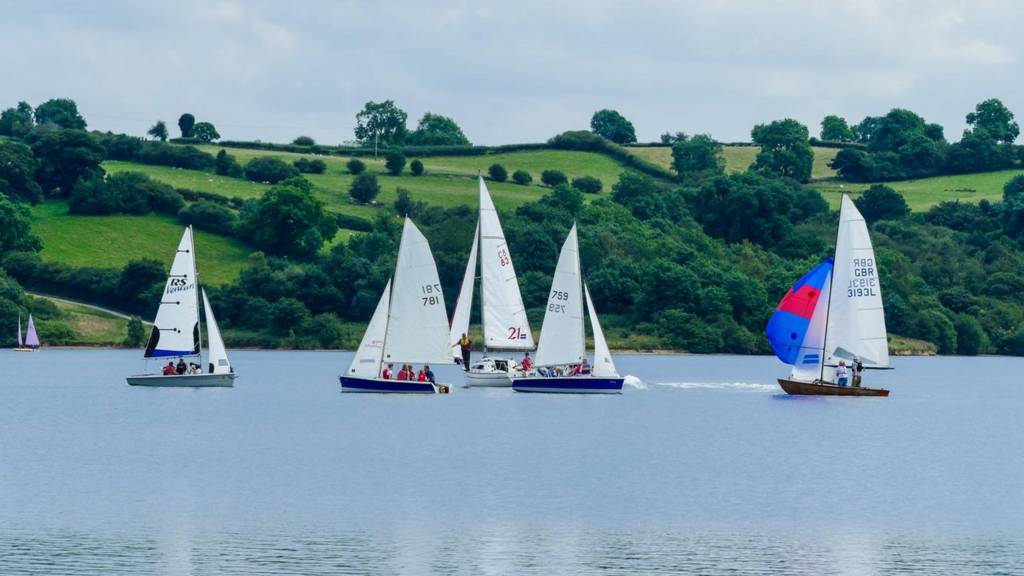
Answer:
548 290 569 313
421 283 441 306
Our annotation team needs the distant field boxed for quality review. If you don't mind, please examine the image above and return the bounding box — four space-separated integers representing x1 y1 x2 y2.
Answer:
48 297 129 345
30 202 251 285
628 145 839 179
104 161 266 200
813 169 1024 211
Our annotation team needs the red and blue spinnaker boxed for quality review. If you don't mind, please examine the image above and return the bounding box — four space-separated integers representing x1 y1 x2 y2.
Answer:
766 258 832 365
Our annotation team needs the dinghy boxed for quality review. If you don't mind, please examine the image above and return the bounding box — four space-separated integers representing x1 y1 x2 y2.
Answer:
511 224 623 394
450 176 535 387
126 226 235 387
767 195 891 396
14 314 40 352
340 218 454 393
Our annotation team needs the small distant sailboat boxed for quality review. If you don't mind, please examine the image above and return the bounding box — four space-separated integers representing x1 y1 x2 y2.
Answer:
767 194 891 396
511 223 623 393
450 176 535 387
14 314 40 352
340 217 455 393
126 226 235 387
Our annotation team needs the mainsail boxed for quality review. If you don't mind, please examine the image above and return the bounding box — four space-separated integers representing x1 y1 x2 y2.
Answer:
145 227 201 358
17 315 23 347
202 289 230 374
535 224 585 367
25 315 39 347
383 218 454 365
348 280 392 378
584 282 617 377
449 223 479 349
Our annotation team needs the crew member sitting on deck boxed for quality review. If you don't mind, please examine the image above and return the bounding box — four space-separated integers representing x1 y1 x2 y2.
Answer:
382 363 393 380
580 357 591 375
835 360 849 386
417 368 428 382
424 365 435 384
162 361 176 376
176 358 187 375
520 352 533 373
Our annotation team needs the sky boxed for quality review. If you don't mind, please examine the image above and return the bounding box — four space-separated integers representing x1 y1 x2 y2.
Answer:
1 0 1022 145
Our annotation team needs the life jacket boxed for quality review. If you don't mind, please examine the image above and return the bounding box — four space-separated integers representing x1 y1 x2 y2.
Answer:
418 371 427 382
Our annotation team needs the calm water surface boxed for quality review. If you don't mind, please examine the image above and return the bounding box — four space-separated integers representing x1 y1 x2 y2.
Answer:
1 351 1022 575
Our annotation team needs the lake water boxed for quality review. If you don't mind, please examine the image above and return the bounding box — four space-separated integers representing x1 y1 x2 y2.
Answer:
1 350 1022 575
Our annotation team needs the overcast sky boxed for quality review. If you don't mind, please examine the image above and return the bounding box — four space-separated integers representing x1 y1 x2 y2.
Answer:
2 0 1021 145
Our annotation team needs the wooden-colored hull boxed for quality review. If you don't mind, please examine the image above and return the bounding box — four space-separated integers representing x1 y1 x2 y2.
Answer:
13 347 39 352
778 378 889 397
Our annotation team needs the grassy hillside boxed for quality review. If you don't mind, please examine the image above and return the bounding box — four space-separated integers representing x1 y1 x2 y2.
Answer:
47 297 130 345
627 145 840 179
30 202 250 285
813 169 1024 210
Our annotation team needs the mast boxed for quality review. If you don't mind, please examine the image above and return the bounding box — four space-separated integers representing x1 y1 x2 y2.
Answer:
190 226 203 367
378 279 395 376
819 196 844 383
575 221 585 361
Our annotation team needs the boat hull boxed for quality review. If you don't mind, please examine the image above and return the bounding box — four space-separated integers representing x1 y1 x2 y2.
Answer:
464 368 515 387
340 376 437 394
512 376 623 394
777 378 889 397
13 347 39 353
127 373 235 387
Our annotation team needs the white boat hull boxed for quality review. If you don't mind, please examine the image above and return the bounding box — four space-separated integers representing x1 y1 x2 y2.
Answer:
464 370 514 387
127 373 235 387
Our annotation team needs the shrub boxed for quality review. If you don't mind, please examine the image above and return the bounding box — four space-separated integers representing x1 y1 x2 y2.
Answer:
571 175 603 194
136 142 215 170
410 159 424 176
214 149 243 177
346 158 366 175
244 156 300 184
350 173 381 203
394 188 426 217
853 184 910 223
335 213 373 232
488 163 508 182
293 157 327 174
178 200 237 235
69 172 183 216
541 169 568 187
512 170 532 185
385 148 406 175
292 135 316 146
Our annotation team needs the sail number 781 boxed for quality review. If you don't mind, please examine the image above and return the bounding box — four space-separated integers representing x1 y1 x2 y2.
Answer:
421 283 441 306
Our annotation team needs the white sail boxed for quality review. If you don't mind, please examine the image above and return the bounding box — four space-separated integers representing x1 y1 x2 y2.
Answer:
202 289 230 374
145 227 200 358
824 195 890 371
584 282 617 377
479 177 534 350
17 315 23 347
449 223 479 349
349 280 391 378
791 269 832 382
384 218 454 365
535 224 585 367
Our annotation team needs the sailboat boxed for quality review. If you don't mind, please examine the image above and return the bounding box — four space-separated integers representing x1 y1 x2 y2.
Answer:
126 226 235 387
340 217 455 393
767 194 891 396
449 176 535 387
511 223 623 393
14 314 40 352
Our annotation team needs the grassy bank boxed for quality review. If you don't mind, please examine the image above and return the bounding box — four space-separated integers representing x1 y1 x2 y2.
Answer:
627 145 840 179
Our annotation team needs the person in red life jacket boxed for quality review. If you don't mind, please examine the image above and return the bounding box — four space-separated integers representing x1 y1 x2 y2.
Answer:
417 368 428 382
520 351 533 373
381 363 394 379
396 365 407 380
162 361 176 376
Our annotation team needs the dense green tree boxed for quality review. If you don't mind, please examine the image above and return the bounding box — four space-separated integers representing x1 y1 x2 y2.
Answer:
512 169 532 185
239 178 338 260
178 200 237 235
191 121 220 143
394 188 425 217
0 195 41 253
349 173 381 203
293 157 326 174
540 170 567 187
34 98 86 129
869 109 932 152
178 113 195 138
751 119 814 182
244 156 300 184
346 158 366 175
488 163 507 182
0 102 34 137
406 112 470 146
852 116 883 144
954 314 989 355
115 259 166 308
354 100 408 150
571 175 602 194
271 297 311 336
689 172 813 247
214 149 243 177
30 129 105 196
147 120 168 141
125 316 147 346
660 131 687 144
0 141 43 204
590 109 637 144
384 148 406 175
944 128 1014 174
671 134 725 180
853 184 910 223
820 115 854 142
966 98 1019 144
292 135 315 146
69 171 183 215
1001 175 1024 239
410 159 424 176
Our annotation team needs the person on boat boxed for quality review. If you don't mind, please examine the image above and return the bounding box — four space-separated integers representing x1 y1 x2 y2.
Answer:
455 334 472 371
835 360 849 386
188 363 200 375
417 368 428 382
424 365 435 384
852 356 863 387
162 361 176 376
580 357 591 375
520 352 533 374
175 358 187 375
382 363 393 380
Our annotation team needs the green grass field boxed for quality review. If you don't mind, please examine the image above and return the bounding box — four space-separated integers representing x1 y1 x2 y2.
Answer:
104 160 267 200
628 145 839 179
812 169 1024 211
47 297 129 345
30 202 251 285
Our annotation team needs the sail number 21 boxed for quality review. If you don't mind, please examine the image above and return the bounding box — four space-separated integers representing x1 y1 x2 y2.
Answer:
421 283 442 306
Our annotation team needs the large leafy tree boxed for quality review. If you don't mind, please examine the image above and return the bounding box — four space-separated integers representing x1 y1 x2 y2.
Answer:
0 141 43 204
406 113 470 146
0 101 34 138
191 121 220 143
34 98 86 130
178 113 195 138
820 115 853 142
671 134 724 181
354 100 408 150
966 98 1019 144
30 129 105 196
0 194 41 253
239 177 338 260
853 184 910 223
590 109 637 144
750 119 814 182
147 120 168 141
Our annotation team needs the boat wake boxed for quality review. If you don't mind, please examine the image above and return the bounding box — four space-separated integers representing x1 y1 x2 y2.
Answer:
652 381 777 393
623 375 647 389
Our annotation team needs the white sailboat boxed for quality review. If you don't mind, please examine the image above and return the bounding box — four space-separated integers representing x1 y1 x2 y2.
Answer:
450 176 534 386
767 194 891 396
126 226 235 387
511 223 623 393
340 217 455 393
14 314 40 352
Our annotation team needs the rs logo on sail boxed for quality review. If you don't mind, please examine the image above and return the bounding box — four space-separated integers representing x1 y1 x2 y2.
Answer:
166 278 194 295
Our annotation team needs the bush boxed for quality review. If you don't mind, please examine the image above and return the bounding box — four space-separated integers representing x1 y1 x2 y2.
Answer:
488 163 508 182
125 316 147 346
244 156 300 184
214 149 243 177
293 157 327 174
854 184 910 223
69 172 183 216
541 169 568 187
346 158 366 175
178 200 237 235
385 148 406 175
512 170 532 185
271 297 311 336
292 135 316 146
335 213 373 232
571 175 603 194
350 173 381 203
410 159 424 176
136 142 215 170
394 188 426 217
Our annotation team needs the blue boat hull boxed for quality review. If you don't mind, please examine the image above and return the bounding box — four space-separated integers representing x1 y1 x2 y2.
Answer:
339 376 436 394
511 376 623 394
